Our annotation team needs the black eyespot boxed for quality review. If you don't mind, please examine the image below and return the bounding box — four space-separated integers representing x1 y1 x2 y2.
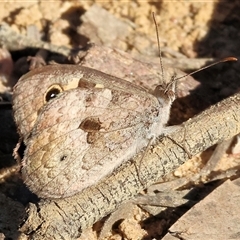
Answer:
45 88 60 101
44 84 63 103
60 155 67 161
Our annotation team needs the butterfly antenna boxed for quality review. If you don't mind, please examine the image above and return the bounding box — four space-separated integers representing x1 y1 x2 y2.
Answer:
152 12 165 84
164 56 238 92
175 57 237 81
152 12 237 93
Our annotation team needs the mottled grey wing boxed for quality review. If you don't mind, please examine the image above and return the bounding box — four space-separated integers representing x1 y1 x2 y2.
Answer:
22 87 160 198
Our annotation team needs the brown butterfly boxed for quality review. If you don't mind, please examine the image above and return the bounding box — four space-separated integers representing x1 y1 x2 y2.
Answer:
13 64 176 198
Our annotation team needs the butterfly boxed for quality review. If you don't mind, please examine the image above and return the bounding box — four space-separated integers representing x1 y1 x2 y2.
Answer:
13 64 176 198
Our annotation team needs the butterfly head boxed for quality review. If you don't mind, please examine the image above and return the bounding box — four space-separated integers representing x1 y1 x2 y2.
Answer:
152 73 177 107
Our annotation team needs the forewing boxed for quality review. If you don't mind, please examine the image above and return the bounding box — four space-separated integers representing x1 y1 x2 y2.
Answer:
13 65 148 140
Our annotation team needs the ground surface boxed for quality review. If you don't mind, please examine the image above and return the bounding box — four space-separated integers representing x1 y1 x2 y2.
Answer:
0 1 240 240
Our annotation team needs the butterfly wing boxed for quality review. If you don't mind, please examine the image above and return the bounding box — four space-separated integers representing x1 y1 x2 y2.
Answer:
22 86 160 198
13 65 147 140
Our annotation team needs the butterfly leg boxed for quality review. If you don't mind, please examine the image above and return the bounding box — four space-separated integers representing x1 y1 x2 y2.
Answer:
162 125 192 159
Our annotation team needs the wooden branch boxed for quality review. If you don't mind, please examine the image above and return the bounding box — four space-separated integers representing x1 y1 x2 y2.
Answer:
20 92 240 239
